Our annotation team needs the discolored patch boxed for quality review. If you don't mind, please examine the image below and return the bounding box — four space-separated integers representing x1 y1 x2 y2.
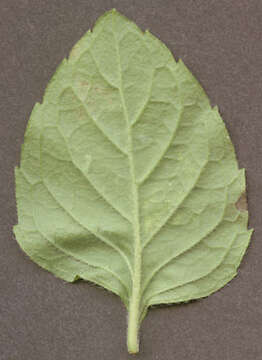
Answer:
236 193 248 212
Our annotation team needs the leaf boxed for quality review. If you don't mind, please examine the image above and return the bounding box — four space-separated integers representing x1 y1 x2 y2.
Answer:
14 9 253 354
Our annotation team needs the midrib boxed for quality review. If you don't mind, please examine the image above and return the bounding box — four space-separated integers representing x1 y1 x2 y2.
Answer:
113 18 142 353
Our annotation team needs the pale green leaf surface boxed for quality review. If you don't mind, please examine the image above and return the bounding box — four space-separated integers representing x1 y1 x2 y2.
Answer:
14 10 252 354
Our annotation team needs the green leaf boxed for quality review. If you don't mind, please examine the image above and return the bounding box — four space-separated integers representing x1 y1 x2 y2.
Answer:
14 9 253 354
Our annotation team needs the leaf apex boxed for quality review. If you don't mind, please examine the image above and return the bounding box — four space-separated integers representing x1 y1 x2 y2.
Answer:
92 8 123 33
99 8 122 19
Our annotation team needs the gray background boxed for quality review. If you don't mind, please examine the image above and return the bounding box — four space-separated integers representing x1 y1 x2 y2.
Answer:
1 1 261 359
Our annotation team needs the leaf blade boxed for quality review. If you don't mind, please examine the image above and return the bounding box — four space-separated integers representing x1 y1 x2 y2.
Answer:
14 9 252 354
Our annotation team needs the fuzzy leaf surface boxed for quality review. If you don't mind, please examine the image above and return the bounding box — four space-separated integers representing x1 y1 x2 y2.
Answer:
14 10 252 353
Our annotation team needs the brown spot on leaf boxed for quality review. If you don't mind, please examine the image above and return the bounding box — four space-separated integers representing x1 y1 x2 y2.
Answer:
80 81 89 87
79 107 86 119
236 193 247 212
93 86 111 95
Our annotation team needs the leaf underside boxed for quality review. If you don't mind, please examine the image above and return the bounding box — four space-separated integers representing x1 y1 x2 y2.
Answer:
14 9 252 353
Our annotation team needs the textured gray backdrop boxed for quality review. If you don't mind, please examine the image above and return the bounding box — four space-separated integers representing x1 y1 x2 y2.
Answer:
1 1 262 359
